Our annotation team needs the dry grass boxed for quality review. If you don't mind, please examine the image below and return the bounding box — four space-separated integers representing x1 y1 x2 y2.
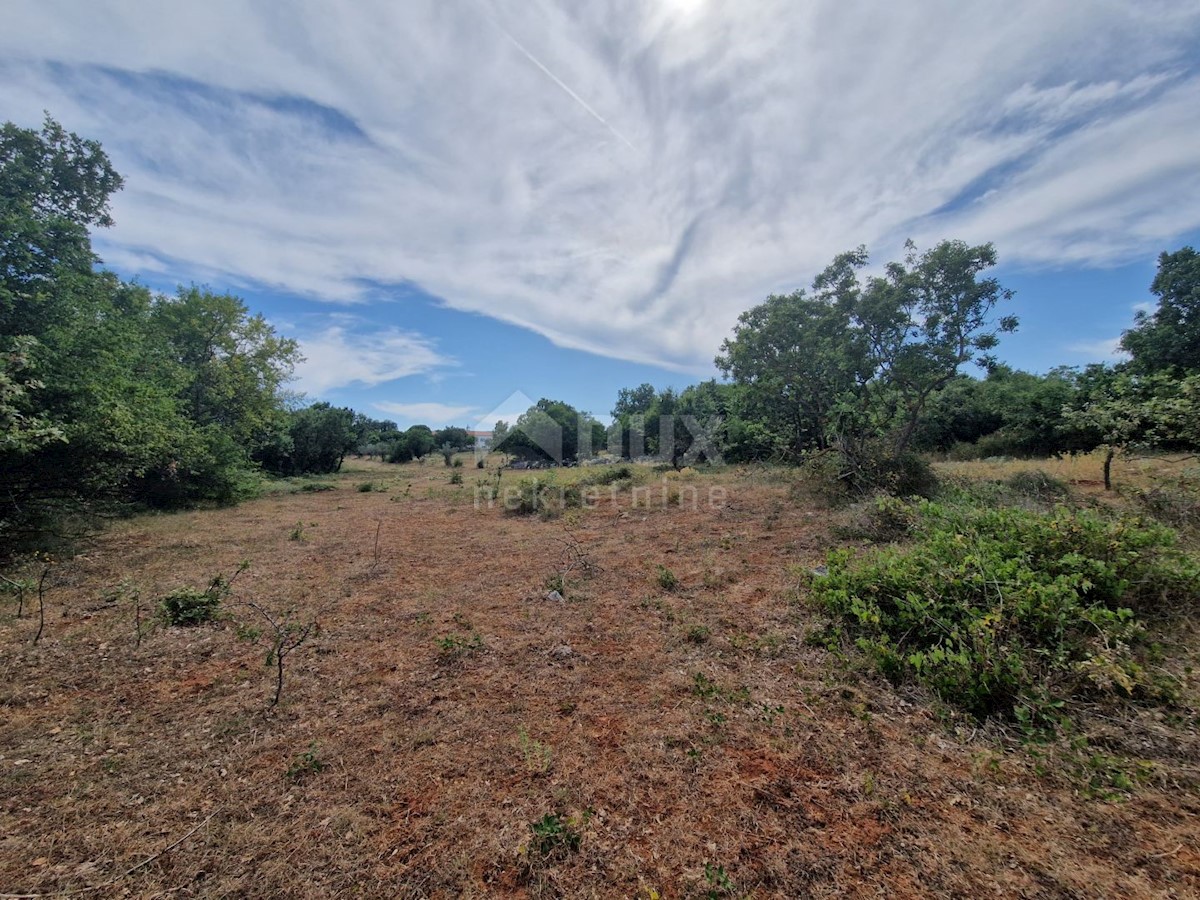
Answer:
1 458 1198 898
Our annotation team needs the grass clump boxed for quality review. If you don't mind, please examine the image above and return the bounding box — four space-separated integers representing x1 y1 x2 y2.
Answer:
812 502 1199 729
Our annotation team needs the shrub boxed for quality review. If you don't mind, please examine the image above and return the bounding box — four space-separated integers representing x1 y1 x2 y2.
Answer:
504 478 582 518
812 503 1199 727
158 564 246 627
581 465 634 487
1003 469 1070 502
449 472 464 485
159 586 222 627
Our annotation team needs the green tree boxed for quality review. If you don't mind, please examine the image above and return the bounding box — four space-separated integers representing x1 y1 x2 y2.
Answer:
1121 246 1200 375
285 403 356 474
150 286 299 455
716 240 1017 470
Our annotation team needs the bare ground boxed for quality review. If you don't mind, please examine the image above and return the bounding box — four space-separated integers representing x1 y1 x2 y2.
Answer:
1 460 1198 898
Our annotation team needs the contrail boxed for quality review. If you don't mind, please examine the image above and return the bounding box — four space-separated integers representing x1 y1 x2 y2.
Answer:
474 2 637 152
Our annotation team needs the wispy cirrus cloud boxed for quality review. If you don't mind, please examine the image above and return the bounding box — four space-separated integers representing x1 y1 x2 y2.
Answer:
2 1 1199 372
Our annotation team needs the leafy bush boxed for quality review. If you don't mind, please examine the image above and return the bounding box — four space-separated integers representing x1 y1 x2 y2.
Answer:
504 478 582 518
1003 469 1070 502
158 564 245 626
580 465 634 486
159 585 223 626
812 503 1199 726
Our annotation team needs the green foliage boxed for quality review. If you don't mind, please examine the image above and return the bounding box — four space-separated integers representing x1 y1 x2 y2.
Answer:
261 402 355 476
387 424 435 462
704 862 736 897
158 562 246 627
285 743 325 781
0 117 301 554
655 565 679 591
812 503 1199 726
1121 246 1200 375
527 813 583 858
159 584 223 627
716 240 1018 463
449 471 464 485
503 478 583 518
1003 470 1070 502
496 398 606 462
435 632 483 658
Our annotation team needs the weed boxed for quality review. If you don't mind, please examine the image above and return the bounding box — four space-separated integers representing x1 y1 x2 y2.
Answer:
517 726 553 775
1004 469 1070 502
449 472 464 485
686 624 711 645
435 632 483 658
356 482 376 492
285 742 325 781
527 812 583 859
703 861 736 897
289 521 306 541
655 565 679 592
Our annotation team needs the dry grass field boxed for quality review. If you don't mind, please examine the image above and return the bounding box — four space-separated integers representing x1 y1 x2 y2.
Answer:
1 456 1198 898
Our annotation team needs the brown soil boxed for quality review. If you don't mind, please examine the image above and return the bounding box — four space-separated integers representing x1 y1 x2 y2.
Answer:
1 461 1197 898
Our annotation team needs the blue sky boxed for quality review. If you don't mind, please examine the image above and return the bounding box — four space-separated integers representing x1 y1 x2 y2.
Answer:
4 1 1200 429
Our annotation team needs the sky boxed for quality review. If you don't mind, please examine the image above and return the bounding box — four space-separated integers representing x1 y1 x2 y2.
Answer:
3 1 1200 429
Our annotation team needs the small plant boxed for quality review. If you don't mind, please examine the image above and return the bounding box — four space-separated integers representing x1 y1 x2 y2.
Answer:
289 521 306 541
703 861 736 897
517 726 553 775
357 481 376 492
655 565 679 592
285 742 325 781
159 562 247 627
528 812 583 859
435 632 483 658
449 471 464 485
244 599 320 708
686 624 711 645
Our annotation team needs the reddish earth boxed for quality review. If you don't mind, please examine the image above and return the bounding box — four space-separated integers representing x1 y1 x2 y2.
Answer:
0 461 1197 898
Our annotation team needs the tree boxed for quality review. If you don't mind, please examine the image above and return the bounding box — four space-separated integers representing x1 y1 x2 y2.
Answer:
717 240 1017 468
1 115 124 336
716 258 868 457
1121 247 1200 375
433 426 471 449
151 286 299 455
501 399 604 462
283 403 356 474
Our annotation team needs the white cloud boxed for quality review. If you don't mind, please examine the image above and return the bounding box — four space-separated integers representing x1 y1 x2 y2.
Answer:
292 325 452 395
373 402 478 427
3 1 1199 370
1066 336 1131 362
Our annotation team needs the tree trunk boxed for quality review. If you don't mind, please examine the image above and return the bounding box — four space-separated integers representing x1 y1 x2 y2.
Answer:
1103 447 1114 491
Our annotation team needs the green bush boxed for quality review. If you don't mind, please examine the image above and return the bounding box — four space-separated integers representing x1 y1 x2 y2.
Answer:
1003 469 1070 502
580 465 634 487
812 502 1199 726
503 478 582 518
158 565 244 626
159 585 223 626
